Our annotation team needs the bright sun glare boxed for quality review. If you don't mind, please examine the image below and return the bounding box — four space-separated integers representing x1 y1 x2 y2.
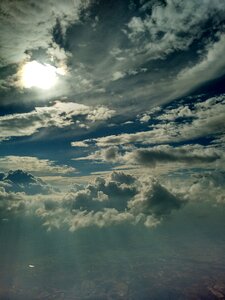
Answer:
21 60 63 90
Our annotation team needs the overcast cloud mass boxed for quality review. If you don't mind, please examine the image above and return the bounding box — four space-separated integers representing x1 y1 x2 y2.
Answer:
1 0 225 299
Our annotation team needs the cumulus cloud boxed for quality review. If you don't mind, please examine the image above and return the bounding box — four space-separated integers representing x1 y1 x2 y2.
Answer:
184 171 225 204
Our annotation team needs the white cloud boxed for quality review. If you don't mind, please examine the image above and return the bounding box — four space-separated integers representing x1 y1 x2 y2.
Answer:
87 106 116 122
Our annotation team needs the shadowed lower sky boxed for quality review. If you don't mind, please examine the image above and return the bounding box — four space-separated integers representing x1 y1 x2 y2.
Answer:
0 0 225 299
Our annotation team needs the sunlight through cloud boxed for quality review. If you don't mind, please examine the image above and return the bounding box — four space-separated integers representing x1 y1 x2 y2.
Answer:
21 60 65 90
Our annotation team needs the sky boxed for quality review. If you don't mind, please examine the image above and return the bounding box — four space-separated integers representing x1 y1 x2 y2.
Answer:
1 0 225 299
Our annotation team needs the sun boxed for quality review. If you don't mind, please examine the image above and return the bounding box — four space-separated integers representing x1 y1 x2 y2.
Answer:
21 60 61 90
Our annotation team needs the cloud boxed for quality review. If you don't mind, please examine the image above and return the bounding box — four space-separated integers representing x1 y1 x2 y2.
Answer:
34 172 184 231
0 101 115 140
0 169 53 195
74 146 121 163
0 0 91 66
2 168 225 232
112 71 126 81
0 156 76 176
76 144 221 170
128 177 183 217
71 141 89 148
0 170 185 231
125 0 225 60
174 34 225 95
1 0 225 114
184 171 225 204
75 95 225 147
35 172 184 231
123 146 221 167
